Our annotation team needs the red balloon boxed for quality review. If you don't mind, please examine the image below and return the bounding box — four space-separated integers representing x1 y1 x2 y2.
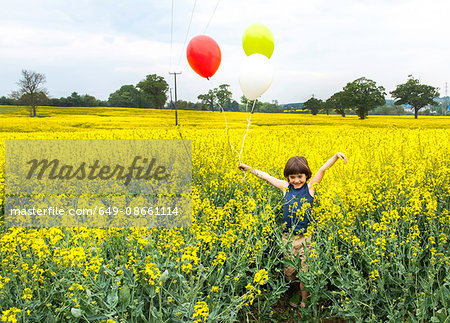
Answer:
186 35 221 79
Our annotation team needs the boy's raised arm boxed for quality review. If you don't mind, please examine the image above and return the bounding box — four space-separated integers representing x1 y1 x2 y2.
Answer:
309 152 348 185
239 163 287 190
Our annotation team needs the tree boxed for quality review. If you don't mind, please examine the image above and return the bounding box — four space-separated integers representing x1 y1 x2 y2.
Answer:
215 84 232 111
228 100 240 112
325 91 347 117
80 94 101 107
371 104 407 115
136 74 168 108
0 96 13 105
18 92 50 107
170 100 203 110
390 75 440 119
303 97 323 115
260 101 281 113
240 96 263 112
108 85 142 108
198 89 216 111
66 92 82 107
15 69 48 117
341 77 385 119
197 84 233 112
49 93 105 107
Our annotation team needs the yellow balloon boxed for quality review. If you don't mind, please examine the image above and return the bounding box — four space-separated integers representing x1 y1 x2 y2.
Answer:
242 23 274 59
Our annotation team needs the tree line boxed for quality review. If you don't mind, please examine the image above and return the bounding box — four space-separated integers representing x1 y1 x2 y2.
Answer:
1 70 444 119
301 76 441 119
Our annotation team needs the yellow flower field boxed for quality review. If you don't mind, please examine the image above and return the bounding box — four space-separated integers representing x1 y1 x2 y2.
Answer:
0 106 449 322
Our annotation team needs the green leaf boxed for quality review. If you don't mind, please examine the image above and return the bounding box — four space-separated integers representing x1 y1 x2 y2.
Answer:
106 291 119 308
119 285 131 306
71 308 82 318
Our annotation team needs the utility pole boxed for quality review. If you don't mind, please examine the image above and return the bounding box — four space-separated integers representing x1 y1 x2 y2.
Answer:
169 71 181 126
445 82 449 116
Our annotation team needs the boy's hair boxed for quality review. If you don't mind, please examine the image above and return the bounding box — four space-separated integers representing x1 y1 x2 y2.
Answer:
284 156 312 181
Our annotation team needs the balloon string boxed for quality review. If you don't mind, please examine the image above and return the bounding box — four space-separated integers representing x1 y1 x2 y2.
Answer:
177 0 198 69
238 99 256 161
250 99 257 114
204 0 221 33
217 102 240 159
170 0 174 70
218 99 257 181
238 100 256 181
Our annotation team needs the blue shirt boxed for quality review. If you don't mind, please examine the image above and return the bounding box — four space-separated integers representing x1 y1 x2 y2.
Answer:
283 183 314 234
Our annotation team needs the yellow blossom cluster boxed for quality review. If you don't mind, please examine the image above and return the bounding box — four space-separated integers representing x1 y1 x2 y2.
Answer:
0 107 448 321
192 301 209 323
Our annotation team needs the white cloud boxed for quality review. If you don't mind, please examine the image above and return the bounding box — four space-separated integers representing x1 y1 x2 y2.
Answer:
1 0 449 102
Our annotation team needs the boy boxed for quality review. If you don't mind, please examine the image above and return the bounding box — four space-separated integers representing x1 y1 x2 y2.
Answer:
239 152 347 307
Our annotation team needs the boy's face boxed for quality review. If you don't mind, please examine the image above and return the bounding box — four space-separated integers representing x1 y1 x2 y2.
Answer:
288 173 307 189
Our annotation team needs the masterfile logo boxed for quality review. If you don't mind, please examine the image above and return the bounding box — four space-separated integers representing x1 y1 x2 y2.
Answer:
25 156 170 186
5 139 192 227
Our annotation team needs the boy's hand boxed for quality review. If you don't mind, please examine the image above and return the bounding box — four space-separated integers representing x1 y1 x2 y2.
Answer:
335 152 348 164
238 163 251 171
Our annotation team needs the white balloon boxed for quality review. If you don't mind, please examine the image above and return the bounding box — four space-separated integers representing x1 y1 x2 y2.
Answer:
239 53 274 100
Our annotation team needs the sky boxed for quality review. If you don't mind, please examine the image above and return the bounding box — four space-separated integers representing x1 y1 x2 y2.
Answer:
1 0 449 104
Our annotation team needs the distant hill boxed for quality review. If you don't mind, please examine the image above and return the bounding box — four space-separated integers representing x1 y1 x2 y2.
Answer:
279 97 448 109
282 100 395 108
280 102 304 108
435 96 450 103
